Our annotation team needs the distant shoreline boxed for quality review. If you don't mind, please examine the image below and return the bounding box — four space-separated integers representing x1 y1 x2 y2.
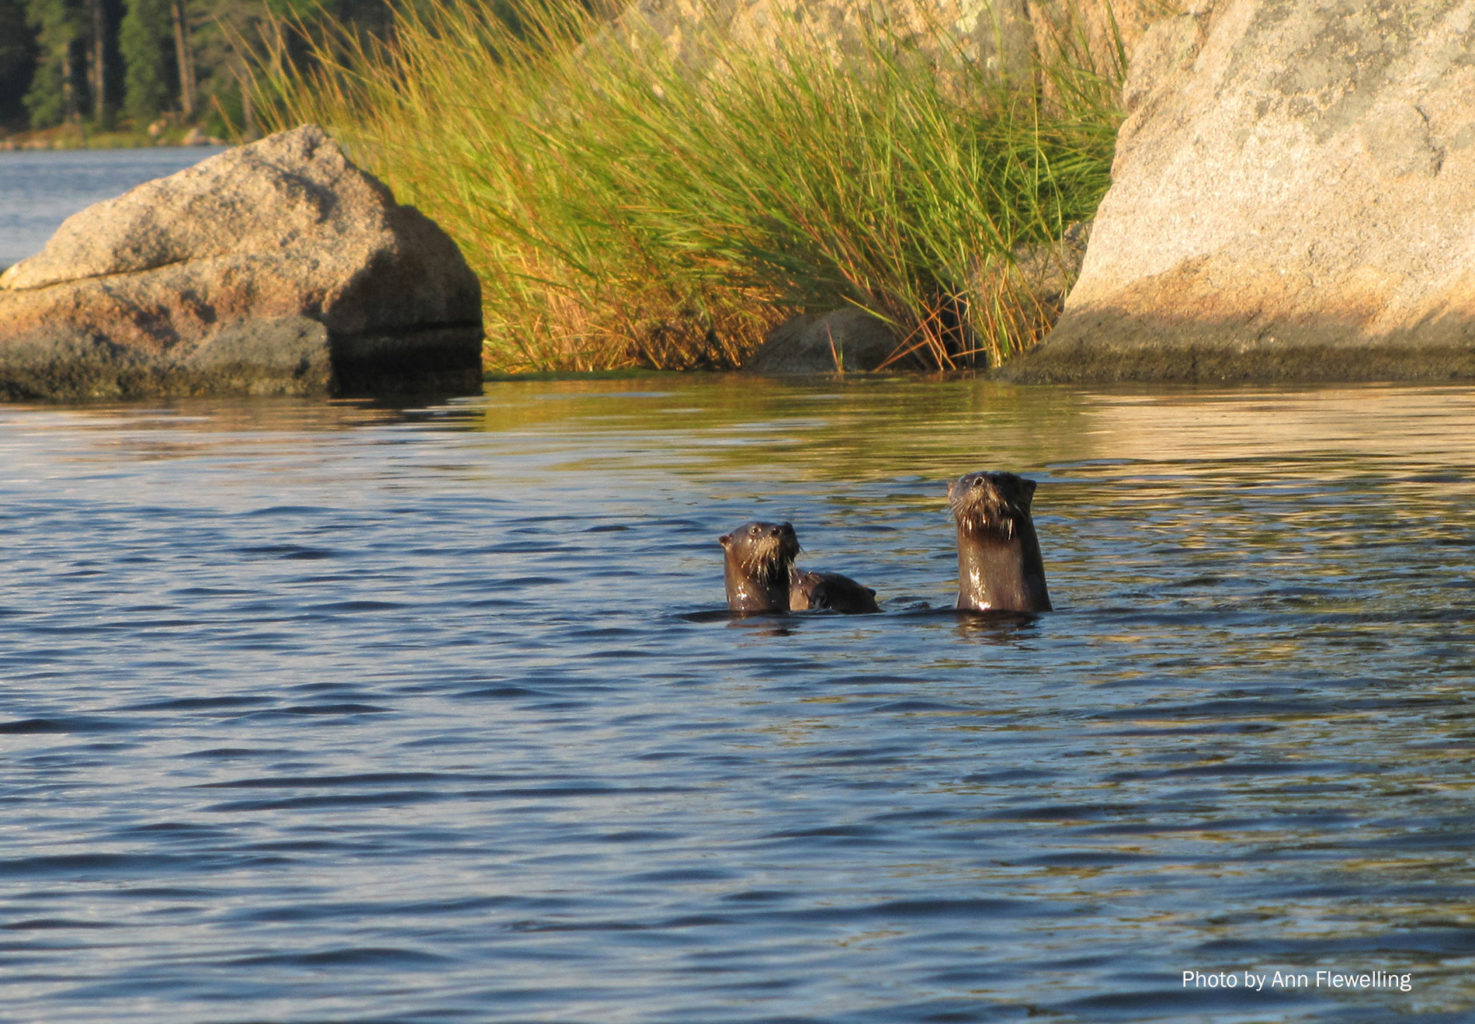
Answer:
0 125 230 152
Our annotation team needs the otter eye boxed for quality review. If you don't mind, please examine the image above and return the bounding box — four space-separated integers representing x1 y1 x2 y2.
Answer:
749 525 760 535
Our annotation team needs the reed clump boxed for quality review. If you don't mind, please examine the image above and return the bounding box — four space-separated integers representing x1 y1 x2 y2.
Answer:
258 0 1124 373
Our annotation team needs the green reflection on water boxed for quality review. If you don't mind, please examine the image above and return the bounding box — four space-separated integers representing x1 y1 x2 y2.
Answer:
461 375 1475 482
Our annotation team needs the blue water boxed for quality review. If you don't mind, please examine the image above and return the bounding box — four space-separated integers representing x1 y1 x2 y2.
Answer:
1 379 1473 1023
0 146 224 268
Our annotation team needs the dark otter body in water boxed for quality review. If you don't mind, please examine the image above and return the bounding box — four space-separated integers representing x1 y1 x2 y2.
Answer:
948 471 1052 613
720 521 800 613
720 520 879 614
790 568 880 614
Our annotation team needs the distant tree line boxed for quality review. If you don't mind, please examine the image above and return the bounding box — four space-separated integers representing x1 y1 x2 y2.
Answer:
0 0 397 135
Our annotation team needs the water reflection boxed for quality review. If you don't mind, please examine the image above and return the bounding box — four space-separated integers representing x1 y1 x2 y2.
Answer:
0 377 1473 1022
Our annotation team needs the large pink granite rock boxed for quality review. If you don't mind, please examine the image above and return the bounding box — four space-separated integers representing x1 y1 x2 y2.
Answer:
1011 0 1475 382
0 124 483 398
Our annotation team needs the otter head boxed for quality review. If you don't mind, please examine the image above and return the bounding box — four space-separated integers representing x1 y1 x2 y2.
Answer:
719 520 801 613
948 471 1036 539
948 471 1051 613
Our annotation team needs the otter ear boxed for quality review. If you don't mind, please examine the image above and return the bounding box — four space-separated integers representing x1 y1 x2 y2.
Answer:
1021 478 1037 498
719 533 732 548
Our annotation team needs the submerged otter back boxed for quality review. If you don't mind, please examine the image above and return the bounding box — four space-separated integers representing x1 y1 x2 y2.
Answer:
790 569 880 614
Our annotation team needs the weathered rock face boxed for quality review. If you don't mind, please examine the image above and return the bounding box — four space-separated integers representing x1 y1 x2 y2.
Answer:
622 0 1034 79
0 124 483 399
618 0 1160 87
1012 0 1475 383
746 307 900 373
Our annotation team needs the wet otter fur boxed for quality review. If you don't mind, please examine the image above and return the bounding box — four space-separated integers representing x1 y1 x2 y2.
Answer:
948 471 1052 613
720 521 801 613
720 520 879 614
789 568 880 614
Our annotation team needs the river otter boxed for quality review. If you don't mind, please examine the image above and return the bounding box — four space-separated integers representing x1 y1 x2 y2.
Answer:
720 520 879 614
790 568 880 614
948 471 1052 613
720 521 801 613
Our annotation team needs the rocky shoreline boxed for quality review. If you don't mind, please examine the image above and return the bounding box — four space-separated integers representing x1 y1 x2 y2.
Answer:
751 0 1475 382
0 125 226 152
1006 0 1475 384
4 0 1473 397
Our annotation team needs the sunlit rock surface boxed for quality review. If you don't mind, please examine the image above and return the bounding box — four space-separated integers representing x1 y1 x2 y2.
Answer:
617 0 1161 83
0 124 483 399
1012 0 1475 382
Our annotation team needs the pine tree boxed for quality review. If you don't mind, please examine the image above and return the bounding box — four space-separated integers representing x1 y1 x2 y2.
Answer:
85 0 109 124
24 0 84 128
0 0 39 127
119 0 171 122
169 0 196 118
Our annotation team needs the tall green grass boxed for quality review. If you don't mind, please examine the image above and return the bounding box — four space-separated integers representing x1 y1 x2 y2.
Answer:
256 0 1124 373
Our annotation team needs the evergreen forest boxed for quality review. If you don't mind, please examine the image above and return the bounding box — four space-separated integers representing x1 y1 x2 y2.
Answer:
0 0 396 137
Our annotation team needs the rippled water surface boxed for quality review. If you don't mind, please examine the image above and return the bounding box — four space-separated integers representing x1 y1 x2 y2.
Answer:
2 378 1473 1023
0 147 223 268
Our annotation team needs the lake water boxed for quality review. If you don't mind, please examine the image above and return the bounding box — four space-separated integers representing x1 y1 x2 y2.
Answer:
2 148 1473 1023
0 146 224 268
1 377 1473 1023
